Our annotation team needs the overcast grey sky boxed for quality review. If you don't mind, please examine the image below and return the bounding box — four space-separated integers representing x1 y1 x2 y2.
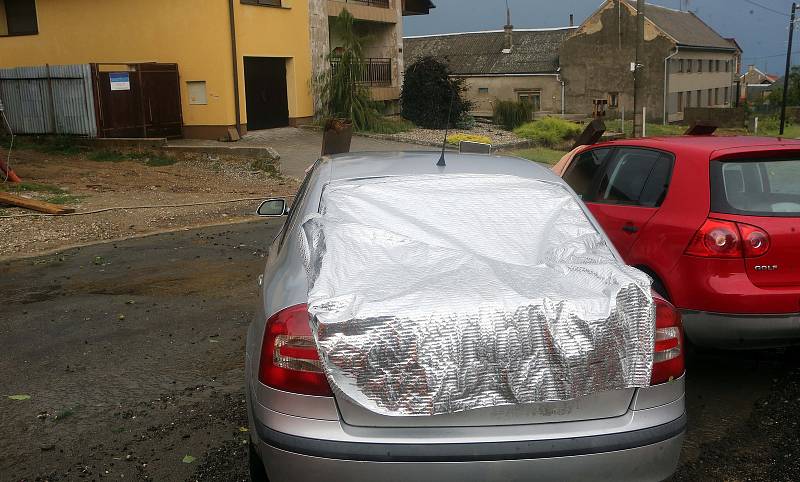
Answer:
403 0 800 74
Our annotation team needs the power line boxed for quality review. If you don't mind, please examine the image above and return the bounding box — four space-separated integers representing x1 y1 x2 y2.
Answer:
742 50 800 61
743 0 791 17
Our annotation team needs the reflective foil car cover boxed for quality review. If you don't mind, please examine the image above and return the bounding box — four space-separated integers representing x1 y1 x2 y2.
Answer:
299 174 654 416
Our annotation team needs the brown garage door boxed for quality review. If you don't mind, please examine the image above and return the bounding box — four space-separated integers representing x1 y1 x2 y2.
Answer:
92 63 183 138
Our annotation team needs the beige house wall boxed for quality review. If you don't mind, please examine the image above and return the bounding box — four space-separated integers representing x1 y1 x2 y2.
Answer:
666 51 739 122
460 75 563 117
668 51 738 93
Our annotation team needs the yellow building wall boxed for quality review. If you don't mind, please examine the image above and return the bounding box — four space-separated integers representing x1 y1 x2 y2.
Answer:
0 0 314 135
235 0 315 126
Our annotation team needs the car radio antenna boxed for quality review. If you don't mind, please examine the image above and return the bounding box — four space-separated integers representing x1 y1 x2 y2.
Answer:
437 92 455 167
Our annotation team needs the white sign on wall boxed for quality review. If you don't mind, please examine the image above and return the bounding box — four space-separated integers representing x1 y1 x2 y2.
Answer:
109 72 131 91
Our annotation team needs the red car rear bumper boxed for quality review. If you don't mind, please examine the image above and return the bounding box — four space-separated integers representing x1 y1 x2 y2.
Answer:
681 310 800 348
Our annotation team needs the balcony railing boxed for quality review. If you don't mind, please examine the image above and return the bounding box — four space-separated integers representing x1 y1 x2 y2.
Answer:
333 0 391 8
330 58 392 87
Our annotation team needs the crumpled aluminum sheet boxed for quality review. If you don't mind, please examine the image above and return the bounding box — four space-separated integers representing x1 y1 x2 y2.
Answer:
299 174 654 416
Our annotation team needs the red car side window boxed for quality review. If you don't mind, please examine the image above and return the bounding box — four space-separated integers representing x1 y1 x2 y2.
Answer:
563 148 611 199
594 148 674 208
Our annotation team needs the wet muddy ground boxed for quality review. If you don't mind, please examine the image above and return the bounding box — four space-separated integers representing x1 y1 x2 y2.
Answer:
2 221 799 481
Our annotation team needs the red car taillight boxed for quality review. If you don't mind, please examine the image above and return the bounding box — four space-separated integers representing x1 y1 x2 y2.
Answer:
685 218 770 258
737 223 770 257
258 304 333 397
651 297 684 385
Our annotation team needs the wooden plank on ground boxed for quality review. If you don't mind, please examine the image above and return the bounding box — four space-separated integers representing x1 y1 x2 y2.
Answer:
0 192 75 215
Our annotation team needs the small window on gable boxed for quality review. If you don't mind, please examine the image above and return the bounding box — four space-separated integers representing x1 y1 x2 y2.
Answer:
1 0 38 36
478 87 489 94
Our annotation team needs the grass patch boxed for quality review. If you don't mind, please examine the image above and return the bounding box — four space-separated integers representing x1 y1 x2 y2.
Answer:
0 182 85 205
134 151 178 166
1 135 84 155
510 147 569 166
45 194 85 205
514 117 583 147
249 159 281 177
0 182 66 194
88 150 128 162
87 149 177 166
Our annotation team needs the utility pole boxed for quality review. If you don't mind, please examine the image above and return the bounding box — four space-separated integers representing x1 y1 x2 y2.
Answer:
780 2 797 136
633 0 645 137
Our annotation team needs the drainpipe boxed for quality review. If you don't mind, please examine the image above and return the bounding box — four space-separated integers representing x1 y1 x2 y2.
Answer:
228 0 242 135
663 47 679 125
557 68 565 116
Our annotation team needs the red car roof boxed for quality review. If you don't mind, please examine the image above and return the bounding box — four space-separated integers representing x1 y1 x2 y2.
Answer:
590 135 800 162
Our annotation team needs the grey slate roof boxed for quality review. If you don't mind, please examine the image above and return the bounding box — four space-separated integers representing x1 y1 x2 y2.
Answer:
623 0 735 50
403 27 576 75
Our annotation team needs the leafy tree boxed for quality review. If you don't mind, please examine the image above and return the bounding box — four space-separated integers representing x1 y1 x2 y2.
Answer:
317 9 379 130
767 66 800 106
401 56 473 129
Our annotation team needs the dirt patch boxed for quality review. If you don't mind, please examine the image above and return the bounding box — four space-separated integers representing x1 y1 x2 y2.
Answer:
0 145 298 259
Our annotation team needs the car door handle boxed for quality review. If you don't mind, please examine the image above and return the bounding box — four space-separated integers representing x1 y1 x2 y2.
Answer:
622 224 639 233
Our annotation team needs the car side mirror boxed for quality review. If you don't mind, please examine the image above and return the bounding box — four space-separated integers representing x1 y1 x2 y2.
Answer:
257 199 288 217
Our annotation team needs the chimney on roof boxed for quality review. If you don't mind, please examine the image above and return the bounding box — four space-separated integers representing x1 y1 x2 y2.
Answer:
569 14 574 27
503 0 513 53
748 65 755 73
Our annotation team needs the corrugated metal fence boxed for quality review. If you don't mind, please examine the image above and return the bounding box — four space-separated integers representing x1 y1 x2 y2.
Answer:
0 64 97 137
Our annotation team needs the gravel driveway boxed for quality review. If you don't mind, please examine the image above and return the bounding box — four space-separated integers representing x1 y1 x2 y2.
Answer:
3 222 800 481
171 127 431 179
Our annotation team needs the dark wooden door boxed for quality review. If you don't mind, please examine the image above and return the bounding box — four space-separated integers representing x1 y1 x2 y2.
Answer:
243 57 288 130
140 64 183 138
92 63 183 138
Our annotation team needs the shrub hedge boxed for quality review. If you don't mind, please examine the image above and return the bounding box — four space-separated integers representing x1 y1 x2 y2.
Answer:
493 101 532 131
514 117 582 147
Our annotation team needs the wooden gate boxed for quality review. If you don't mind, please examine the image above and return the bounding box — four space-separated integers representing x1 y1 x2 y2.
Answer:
92 63 183 138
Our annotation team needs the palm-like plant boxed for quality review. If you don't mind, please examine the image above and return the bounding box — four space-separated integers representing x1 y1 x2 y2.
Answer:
317 9 379 130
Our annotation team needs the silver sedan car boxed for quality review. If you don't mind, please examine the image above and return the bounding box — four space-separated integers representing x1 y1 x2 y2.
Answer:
246 152 686 482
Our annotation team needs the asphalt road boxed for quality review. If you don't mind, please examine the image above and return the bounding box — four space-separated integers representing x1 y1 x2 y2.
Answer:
1 221 799 481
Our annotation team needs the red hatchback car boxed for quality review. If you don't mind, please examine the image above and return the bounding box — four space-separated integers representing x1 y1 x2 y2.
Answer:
553 135 800 348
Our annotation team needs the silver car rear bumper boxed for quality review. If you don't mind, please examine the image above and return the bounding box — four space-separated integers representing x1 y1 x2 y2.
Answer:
256 429 684 482
682 310 800 348
249 388 686 482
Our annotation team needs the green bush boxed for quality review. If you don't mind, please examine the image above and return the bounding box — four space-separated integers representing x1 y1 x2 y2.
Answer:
514 117 582 147
493 101 532 130
401 56 473 129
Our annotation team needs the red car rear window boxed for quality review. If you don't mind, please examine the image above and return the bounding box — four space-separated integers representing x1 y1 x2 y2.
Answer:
710 159 800 217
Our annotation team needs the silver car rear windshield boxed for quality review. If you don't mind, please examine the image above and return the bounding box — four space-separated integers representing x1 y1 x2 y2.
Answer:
710 159 800 217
